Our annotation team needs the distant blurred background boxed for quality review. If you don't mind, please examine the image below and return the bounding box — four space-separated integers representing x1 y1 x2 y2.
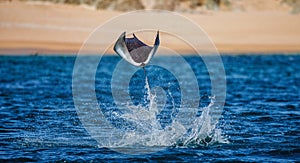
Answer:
5 0 300 13
1 0 299 54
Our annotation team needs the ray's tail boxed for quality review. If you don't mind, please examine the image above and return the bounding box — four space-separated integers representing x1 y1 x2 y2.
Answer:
143 67 147 77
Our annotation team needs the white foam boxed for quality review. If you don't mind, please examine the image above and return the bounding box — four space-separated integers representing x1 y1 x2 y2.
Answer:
111 77 228 148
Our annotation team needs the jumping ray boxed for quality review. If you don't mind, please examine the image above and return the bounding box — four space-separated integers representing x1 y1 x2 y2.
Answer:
113 31 160 70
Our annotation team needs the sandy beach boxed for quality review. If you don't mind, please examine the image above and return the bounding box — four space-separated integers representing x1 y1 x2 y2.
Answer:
0 1 300 55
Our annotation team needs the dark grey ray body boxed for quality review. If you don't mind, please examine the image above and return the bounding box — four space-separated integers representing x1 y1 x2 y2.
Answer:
125 34 152 63
113 31 159 67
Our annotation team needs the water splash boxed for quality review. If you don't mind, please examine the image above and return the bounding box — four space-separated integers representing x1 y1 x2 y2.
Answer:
116 77 228 148
181 96 229 146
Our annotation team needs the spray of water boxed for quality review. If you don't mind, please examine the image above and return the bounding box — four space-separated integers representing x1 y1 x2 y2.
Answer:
115 76 228 148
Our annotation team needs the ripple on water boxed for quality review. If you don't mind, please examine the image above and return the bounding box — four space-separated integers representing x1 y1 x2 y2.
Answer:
0 55 299 161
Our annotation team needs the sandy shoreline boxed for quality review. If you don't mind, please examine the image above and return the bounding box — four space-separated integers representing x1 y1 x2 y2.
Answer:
1 1 300 55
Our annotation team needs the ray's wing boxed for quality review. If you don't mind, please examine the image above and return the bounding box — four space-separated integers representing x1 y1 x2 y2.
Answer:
113 32 140 67
143 31 160 65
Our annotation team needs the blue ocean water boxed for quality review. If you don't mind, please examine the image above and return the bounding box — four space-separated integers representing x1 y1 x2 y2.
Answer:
0 55 299 162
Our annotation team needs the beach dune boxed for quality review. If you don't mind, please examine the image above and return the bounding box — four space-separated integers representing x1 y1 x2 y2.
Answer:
0 1 300 54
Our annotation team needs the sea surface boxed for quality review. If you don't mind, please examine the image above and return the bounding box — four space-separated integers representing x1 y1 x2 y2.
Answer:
0 55 299 162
